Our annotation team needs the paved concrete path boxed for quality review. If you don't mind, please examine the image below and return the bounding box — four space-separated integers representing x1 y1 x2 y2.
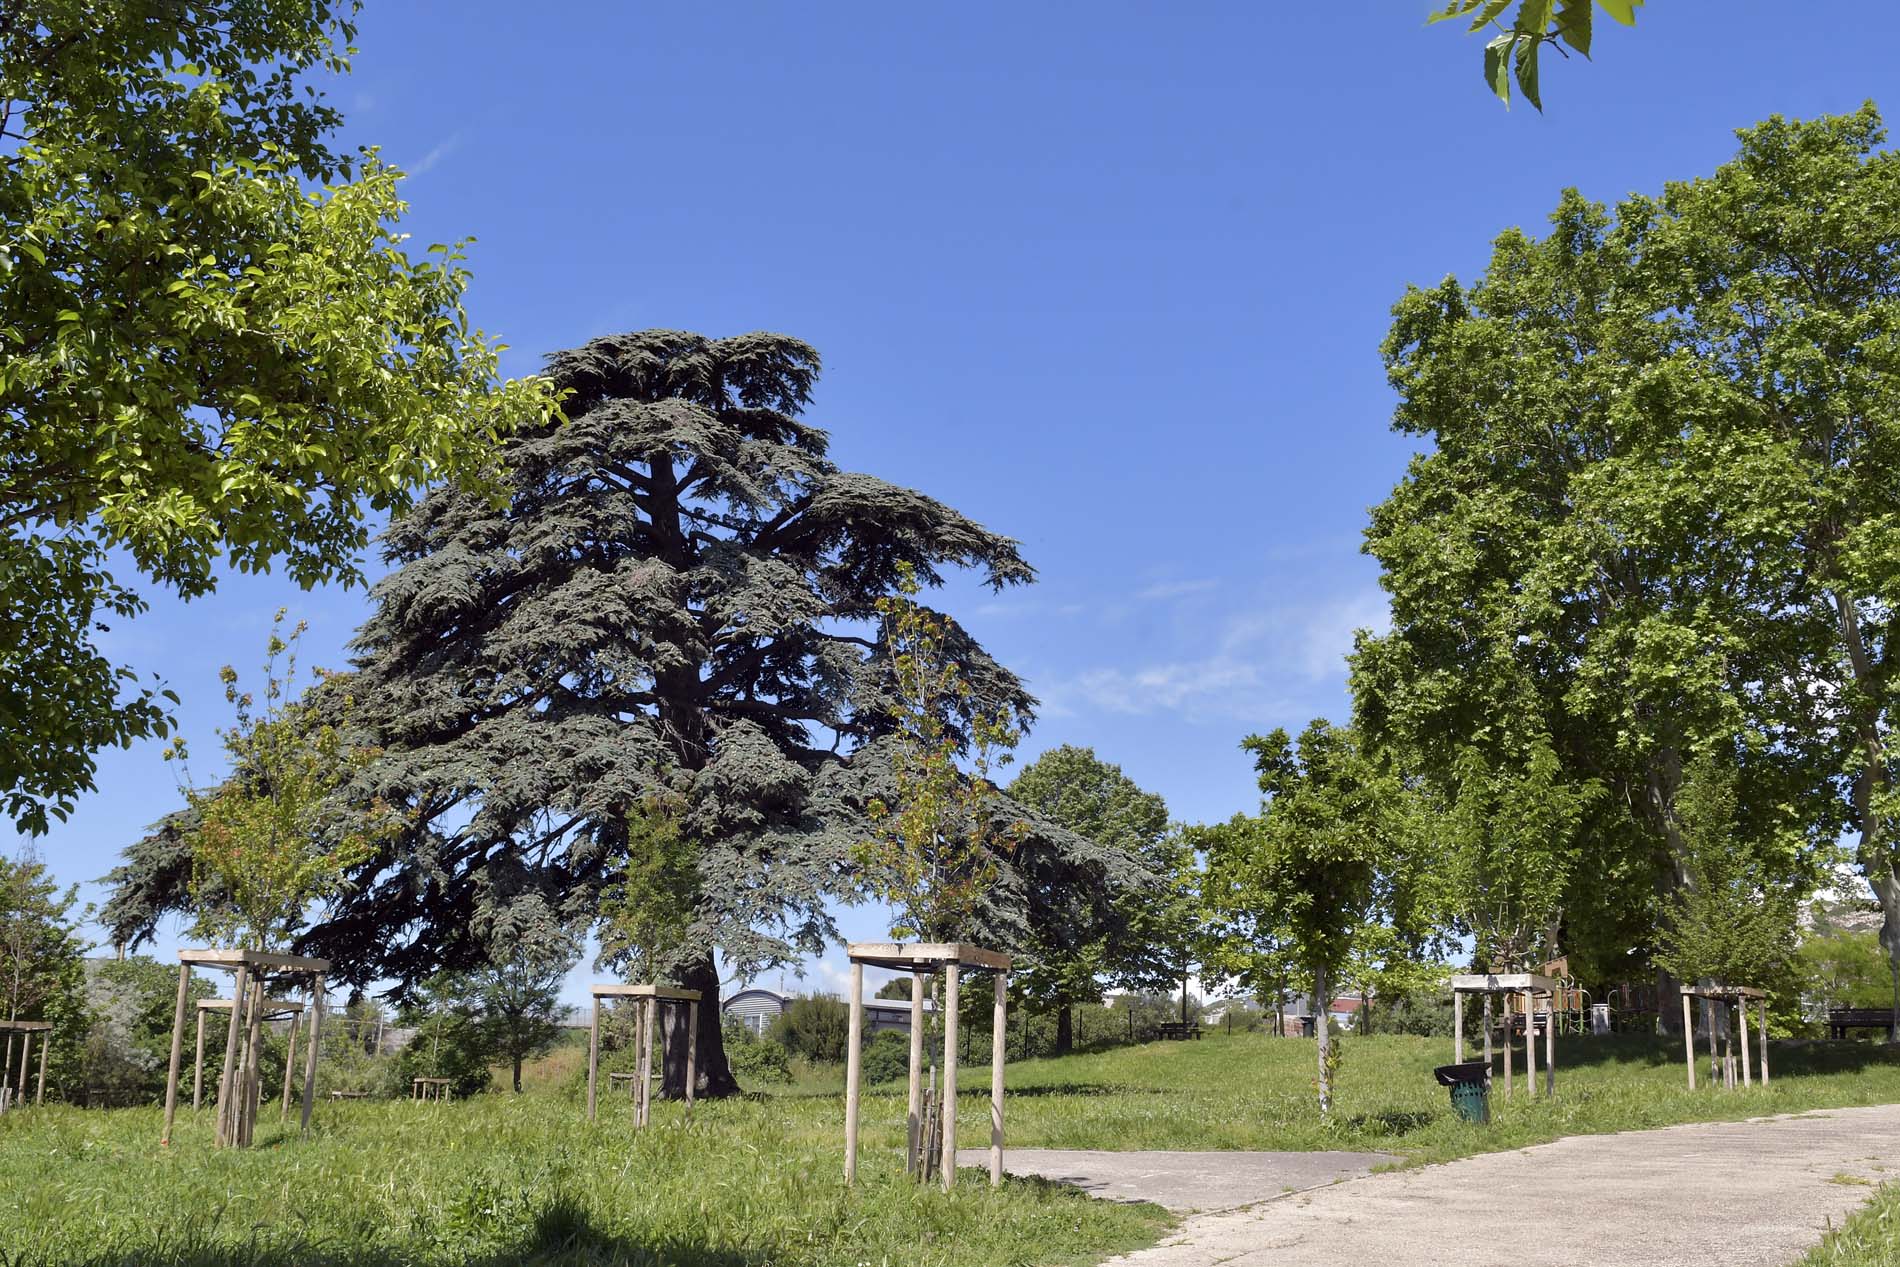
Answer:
1096 1104 1900 1267
955 1148 1400 1212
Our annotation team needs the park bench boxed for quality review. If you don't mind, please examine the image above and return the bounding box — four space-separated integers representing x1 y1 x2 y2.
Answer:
1156 1021 1203 1041
1828 1008 1899 1040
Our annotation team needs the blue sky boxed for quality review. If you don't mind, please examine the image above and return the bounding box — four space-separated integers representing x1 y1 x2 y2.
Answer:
15 2 1898 1004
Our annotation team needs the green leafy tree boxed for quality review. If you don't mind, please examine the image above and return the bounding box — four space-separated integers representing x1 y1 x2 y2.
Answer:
857 561 1024 944
396 972 491 1100
595 802 697 984
0 848 87 1095
472 893 577 1094
1441 737 1595 972
1655 752 1804 994
1199 721 1409 1116
1355 108 1893 1027
1428 0 1643 110
0 1 557 835
171 613 390 950
1005 745 1174 1053
208 330 1033 1098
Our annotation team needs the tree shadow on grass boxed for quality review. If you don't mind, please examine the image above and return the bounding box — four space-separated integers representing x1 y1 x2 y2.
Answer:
1343 1109 1437 1137
989 1082 1160 1099
15 1198 763 1267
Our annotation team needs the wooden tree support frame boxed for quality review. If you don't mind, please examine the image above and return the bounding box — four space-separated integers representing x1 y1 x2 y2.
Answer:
0 1020 52 1111
160 949 329 1148
1450 973 1557 1100
843 942 1012 1192
412 1077 452 1102
191 997 305 1118
1679 985 1768 1092
586 984 701 1128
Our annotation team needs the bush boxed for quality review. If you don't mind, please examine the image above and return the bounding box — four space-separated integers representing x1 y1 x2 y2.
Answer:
767 994 850 1064
729 1037 792 1084
861 1030 910 1084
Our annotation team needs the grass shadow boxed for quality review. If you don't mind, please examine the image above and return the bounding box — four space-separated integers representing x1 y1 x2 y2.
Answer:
5 1198 765 1267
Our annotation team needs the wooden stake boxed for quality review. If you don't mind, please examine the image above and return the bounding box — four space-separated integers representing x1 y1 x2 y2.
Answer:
1524 992 1537 1099
161 961 192 1145
193 1009 207 1110
1739 999 1752 1088
16 1031 29 1097
844 960 863 1185
990 970 1006 1188
298 974 322 1134
1682 993 1695 1090
238 974 266 1146
1502 994 1513 1098
587 997 600 1121
281 1014 299 1117
1759 1000 1770 1088
907 970 925 1174
214 964 248 1146
1707 998 1720 1089
636 997 653 1129
34 1031 46 1105
941 961 960 1192
685 999 698 1120
1545 991 1555 1096
1453 991 1464 1065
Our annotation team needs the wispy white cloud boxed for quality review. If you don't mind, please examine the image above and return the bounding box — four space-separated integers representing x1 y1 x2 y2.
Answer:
1038 588 1389 723
1135 578 1218 602
408 132 463 176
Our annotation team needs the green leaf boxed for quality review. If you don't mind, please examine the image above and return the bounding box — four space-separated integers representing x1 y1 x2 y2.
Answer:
1513 31 1545 111
1426 0 1488 25
1484 33 1516 105
1512 0 1555 34
1554 0 1594 55
1595 0 1642 25
1467 0 1515 31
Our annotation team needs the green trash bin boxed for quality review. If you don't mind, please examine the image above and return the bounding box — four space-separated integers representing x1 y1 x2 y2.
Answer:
1435 1062 1490 1125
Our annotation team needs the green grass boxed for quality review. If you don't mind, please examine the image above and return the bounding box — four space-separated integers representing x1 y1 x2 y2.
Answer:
9 1030 1900 1265
1798 1182 1900 1266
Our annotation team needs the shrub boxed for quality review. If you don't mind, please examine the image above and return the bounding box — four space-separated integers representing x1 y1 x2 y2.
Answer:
767 994 850 1064
729 1037 792 1085
861 1030 910 1085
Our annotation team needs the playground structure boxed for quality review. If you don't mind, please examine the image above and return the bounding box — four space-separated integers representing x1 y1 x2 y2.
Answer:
1680 984 1769 1091
1451 972 1557 1099
160 948 328 1148
585 984 701 1127
0 1019 50 1111
190 996 304 1115
842 942 1010 1191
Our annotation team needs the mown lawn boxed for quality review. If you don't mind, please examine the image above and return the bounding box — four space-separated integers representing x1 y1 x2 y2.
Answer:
8 1029 1900 1265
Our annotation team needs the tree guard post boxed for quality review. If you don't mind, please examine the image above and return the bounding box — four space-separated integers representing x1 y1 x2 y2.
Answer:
844 960 864 1184
685 999 698 1118
1682 992 1696 1090
1679 984 1765 1093
280 1012 300 1117
940 961 961 1192
906 971 925 1173
34 1031 46 1105
214 964 249 1146
990 970 1006 1188
1523 991 1537 1099
1453 991 1464 1064
162 959 192 1144
1759 999 1770 1088
299 974 323 1134
587 996 601 1121
192 1007 207 1110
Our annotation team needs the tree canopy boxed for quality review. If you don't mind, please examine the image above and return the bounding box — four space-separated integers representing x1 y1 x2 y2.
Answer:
1 0 556 834
1006 745 1177 1052
104 329 1120 1096
1354 109 1887 1007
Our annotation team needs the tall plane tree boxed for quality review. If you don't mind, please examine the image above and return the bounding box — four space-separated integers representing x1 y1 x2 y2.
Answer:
311 331 1031 1095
